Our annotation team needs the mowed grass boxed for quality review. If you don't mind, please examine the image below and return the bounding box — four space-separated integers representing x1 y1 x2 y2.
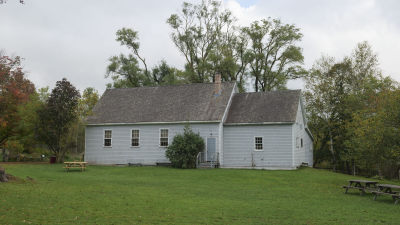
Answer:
0 164 399 225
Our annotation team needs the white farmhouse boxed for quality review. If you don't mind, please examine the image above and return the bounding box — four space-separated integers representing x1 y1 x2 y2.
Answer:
85 76 313 169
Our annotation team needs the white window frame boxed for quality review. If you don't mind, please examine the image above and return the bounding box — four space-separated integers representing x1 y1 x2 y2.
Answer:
131 129 140 148
103 129 112 148
159 128 169 147
254 136 263 151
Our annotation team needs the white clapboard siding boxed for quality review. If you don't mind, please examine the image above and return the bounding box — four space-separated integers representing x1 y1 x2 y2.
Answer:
222 124 294 169
85 123 219 165
292 100 313 167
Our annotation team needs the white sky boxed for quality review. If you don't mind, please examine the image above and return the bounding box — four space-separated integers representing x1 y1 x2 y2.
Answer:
1 0 399 94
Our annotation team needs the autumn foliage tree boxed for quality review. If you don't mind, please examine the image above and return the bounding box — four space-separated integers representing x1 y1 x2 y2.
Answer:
304 41 400 178
0 54 35 161
75 87 99 153
37 78 80 162
345 89 400 178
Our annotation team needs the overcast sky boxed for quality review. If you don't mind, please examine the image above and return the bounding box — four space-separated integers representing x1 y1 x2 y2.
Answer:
1 0 399 94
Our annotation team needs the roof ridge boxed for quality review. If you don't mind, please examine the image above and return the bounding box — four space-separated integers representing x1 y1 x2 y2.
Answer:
234 89 301 95
106 81 235 91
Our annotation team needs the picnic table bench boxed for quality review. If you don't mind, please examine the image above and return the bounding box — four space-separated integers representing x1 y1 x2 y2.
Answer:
372 184 400 205
63 161 87 172
343 180 378 195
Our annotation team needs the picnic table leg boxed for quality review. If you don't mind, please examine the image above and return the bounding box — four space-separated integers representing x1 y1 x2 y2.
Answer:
345 187 349 194
356 183 365 195
373 193 378 201
391 195 399 205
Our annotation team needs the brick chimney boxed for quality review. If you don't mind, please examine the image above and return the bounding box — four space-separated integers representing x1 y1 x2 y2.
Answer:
214 74 221 96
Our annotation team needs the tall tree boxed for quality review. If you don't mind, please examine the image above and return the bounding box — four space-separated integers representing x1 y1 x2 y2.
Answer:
208 27 250 92
151 60 187 86
106 28 153 88
167 0 236 83
345 88 400 178
38 86 50 103
243 18 306 92
78 87 99 120
304 56 351 169
304 41 392 172
0 54 35 160
37 78 80 162
106 28 184 88
74 87 99 153
10 91 43 158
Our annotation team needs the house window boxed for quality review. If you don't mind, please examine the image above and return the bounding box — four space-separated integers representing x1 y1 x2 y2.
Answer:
296 137 300 148
160 129 169 147
255 137 263 150
301 138 303 148
131 129 139 147
104 130 112 147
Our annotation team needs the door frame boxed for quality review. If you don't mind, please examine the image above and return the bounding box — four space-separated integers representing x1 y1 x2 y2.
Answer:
206 136 217 162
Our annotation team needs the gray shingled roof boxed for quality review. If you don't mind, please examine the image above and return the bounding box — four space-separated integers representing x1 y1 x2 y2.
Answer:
86 82 235 124
224 90 301 124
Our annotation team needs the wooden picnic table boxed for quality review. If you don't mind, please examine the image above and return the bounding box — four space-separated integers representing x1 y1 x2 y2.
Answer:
372 184 400 204
343 180 378 195
63 161 87 172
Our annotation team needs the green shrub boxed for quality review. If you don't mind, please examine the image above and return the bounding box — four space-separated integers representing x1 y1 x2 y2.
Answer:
166 125 205 168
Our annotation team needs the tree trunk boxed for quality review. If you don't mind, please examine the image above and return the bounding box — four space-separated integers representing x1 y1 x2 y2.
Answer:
255 76 258 92
0 167 8 182
2 148 8 162
378 168 383 178
345 161 351 175
377 162 383 178
328 128 336 172
2 148 5 162
75 125 78 154
55 151 61 163
398 168 400 180
57 149 67 163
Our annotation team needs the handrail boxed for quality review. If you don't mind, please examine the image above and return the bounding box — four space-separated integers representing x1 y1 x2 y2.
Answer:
196 152 201 168
196 152 219 168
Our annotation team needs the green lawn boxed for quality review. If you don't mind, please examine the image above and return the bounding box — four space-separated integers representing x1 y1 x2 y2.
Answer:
0 164 399 224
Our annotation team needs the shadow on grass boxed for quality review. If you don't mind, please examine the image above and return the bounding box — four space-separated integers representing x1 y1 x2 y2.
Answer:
61 170 89 173
344 191 399 205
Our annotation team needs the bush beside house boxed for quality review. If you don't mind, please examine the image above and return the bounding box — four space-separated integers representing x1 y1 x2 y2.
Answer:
166 125 205 169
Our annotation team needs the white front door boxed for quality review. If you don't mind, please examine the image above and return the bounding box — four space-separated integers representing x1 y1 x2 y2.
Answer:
206 137 216 161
